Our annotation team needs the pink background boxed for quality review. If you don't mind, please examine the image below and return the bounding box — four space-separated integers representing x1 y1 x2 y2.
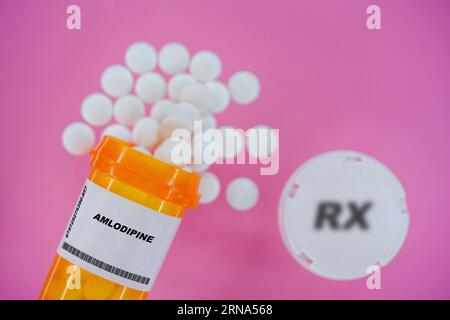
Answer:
1 0 450 299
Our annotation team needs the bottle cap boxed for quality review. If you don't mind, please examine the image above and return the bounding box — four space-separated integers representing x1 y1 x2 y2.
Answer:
90 136 200 208
279 150 409 280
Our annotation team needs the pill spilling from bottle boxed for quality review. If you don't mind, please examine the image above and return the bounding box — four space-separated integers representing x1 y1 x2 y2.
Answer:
45 41 272 300
61 41 269 210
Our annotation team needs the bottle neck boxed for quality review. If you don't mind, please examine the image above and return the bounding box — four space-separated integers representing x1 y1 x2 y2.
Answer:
88 168 185 218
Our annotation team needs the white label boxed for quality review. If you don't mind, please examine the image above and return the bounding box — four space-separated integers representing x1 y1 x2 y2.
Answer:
57 180 180 292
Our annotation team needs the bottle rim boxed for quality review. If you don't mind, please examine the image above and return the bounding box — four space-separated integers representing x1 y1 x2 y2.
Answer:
90 136 200 208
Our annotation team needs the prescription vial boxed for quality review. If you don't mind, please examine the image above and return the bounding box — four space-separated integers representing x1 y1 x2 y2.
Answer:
39 136 200 300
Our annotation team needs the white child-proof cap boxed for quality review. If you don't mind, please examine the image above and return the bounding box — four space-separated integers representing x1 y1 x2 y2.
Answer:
279 150 409 280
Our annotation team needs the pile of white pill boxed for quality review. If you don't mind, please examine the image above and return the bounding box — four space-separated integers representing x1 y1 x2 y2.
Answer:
62 41 272 211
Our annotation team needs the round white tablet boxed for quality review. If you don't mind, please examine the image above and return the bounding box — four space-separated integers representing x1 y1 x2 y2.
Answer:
80 93 113 126
180 82 213 114
188 163 211 173
153 144 164 161
279 151 409 280
135 72 166 104
226 177 259 211
182 166 193 173
114 95 145 126
153 138 191 166
62 122 95 155
228 71 260 104
168 73 197 102
206 81 229 113
159 114 194 140
201 113 217 130
158 43 190 75
246 125 278 158
132 117 159 148
169 102 201 122
199 172 221 204
190 51 221 82
101 65 133 97
151 99 174 122
132 145 152 156
102 124 132 142
125 42 157 74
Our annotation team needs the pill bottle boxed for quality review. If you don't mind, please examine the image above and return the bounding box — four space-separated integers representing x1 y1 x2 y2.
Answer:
39 136 200 300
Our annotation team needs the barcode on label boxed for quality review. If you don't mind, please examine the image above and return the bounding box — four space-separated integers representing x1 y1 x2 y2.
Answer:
61 241 150 285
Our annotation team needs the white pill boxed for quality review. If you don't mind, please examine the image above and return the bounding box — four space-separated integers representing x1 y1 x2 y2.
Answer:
135 73 166 103
158 43 190 75
81 93 113 126
101 65 133 97
201 113 217 130
180 82 213 114
133 145 152 156
199 172 221 204
168 73 196 101
125 42 157 74
169 102 201 122
182 166 193 173
246 125 278 158
102 124 132 142
114 95 145 126
154 138 191 166
228 71 260 104
218 126 244 160
151 99 174 122
189 163 211 173
153 144 164 161
62 122 95 155
159 114 194 140
190 51 221 82
206 81 229 113
132 117 159 148
226 177 259 211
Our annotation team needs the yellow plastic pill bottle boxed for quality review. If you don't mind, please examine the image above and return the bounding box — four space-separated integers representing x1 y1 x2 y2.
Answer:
39 136 200 300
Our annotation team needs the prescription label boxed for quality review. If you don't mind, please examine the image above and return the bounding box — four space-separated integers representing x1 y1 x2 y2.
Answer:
57 179 180 292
